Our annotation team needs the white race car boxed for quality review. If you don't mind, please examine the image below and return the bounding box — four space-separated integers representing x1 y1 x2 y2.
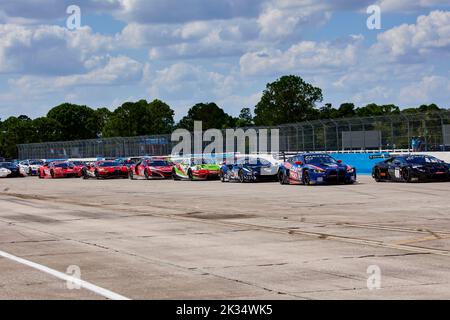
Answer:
0 168 11 178
19 159 44 176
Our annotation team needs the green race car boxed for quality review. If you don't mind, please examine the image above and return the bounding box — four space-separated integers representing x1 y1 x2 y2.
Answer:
172 157 221 181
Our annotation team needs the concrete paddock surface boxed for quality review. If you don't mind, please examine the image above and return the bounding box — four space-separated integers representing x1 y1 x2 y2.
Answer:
0 176 449 300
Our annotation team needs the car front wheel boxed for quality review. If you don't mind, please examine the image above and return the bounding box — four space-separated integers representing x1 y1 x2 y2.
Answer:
303 171 312 186
374 168 383 182
278 170 287 185
402 168 412 183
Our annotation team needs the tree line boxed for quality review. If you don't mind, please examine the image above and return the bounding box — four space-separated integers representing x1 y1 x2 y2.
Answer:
0 75 447 159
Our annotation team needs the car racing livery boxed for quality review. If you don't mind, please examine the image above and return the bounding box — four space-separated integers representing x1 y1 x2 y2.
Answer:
220 155 279 183
116 157 143 168
372 155 450 183
82 160 129 179
130 157 173 180
278 153 357 185
0 162 26 178
39 161 83 179
172 157 221 181
19 159 44 176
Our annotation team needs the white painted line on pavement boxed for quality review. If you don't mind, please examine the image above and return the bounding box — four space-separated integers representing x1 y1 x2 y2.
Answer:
0 249 131 300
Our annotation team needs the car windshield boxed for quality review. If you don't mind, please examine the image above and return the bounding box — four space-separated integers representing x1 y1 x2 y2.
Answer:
29 160 44 165
149 160 170 166
54 163 72 168
237 158 270 166
72 161 84 166
98 162 121 167
404 156 442 164
0 162 14 168
192 158 216 165
304 155 338 165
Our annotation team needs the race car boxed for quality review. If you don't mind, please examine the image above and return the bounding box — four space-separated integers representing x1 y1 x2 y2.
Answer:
172 157 221 181
130 157 173 180
278 153 357 185
19 159 44 176
116 157 142 168
0 162 26 178
39 161 83 179
82 160 129 179
372 155 450 183
220 155 279 183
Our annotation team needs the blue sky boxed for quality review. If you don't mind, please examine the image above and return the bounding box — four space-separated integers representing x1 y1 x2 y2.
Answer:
0 0 449 121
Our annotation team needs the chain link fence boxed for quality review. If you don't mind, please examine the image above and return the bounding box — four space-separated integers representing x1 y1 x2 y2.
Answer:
18 111 450 159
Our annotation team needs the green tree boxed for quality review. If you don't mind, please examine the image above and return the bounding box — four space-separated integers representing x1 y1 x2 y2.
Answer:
47 103 99 141
338 103 356 118
103 99 174 137
356 104 400 117
148 99 175 134
417 104 441 113
319 103 339 119
254 75 323 126
0 116 34 158
94 108 112 137
31 117 63 142
236 108 254 127
177 102 235 131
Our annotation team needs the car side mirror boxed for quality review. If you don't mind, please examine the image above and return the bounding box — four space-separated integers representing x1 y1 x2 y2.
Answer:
295 161 303 165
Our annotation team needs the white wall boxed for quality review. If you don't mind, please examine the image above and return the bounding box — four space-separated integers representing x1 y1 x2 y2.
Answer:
412 152 450 163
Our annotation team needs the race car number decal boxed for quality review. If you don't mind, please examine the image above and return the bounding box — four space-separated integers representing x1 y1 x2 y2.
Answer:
290 171 298 180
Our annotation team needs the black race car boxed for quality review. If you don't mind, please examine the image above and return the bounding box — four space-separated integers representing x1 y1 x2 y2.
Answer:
220 156 279 183
372 155 450 183
0 162 26 178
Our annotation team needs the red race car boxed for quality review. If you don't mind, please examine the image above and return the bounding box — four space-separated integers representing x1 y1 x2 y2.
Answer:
82 160 129 179
129 157 173 180
39 161 83 179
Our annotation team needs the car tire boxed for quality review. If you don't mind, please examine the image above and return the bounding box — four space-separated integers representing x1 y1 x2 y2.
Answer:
188 170 194 181
402 168 412 183
172 168 180 181
278 170 287 185
220 170 226 183
144 170 150 180
303 171 311 186
50 170 55 179
374 168 383 182
238 170 245 183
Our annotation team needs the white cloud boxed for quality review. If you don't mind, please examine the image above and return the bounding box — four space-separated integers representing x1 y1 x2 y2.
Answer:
373 10 450 60
116 0 262 24
147 62 235 101
240 35 364 76
9 55 142 90
376 0 449 13
398 75 450 104
56 55 143 87
0 1 121 23
118 18 259 59
0 24 114 75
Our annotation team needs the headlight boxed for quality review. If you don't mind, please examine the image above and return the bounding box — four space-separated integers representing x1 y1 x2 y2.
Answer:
347 168 355 173
314 169 325 174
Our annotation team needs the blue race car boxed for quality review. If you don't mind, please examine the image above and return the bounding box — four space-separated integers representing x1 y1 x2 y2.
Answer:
220 156 279 183
372 155 450 182
278 153 356 185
